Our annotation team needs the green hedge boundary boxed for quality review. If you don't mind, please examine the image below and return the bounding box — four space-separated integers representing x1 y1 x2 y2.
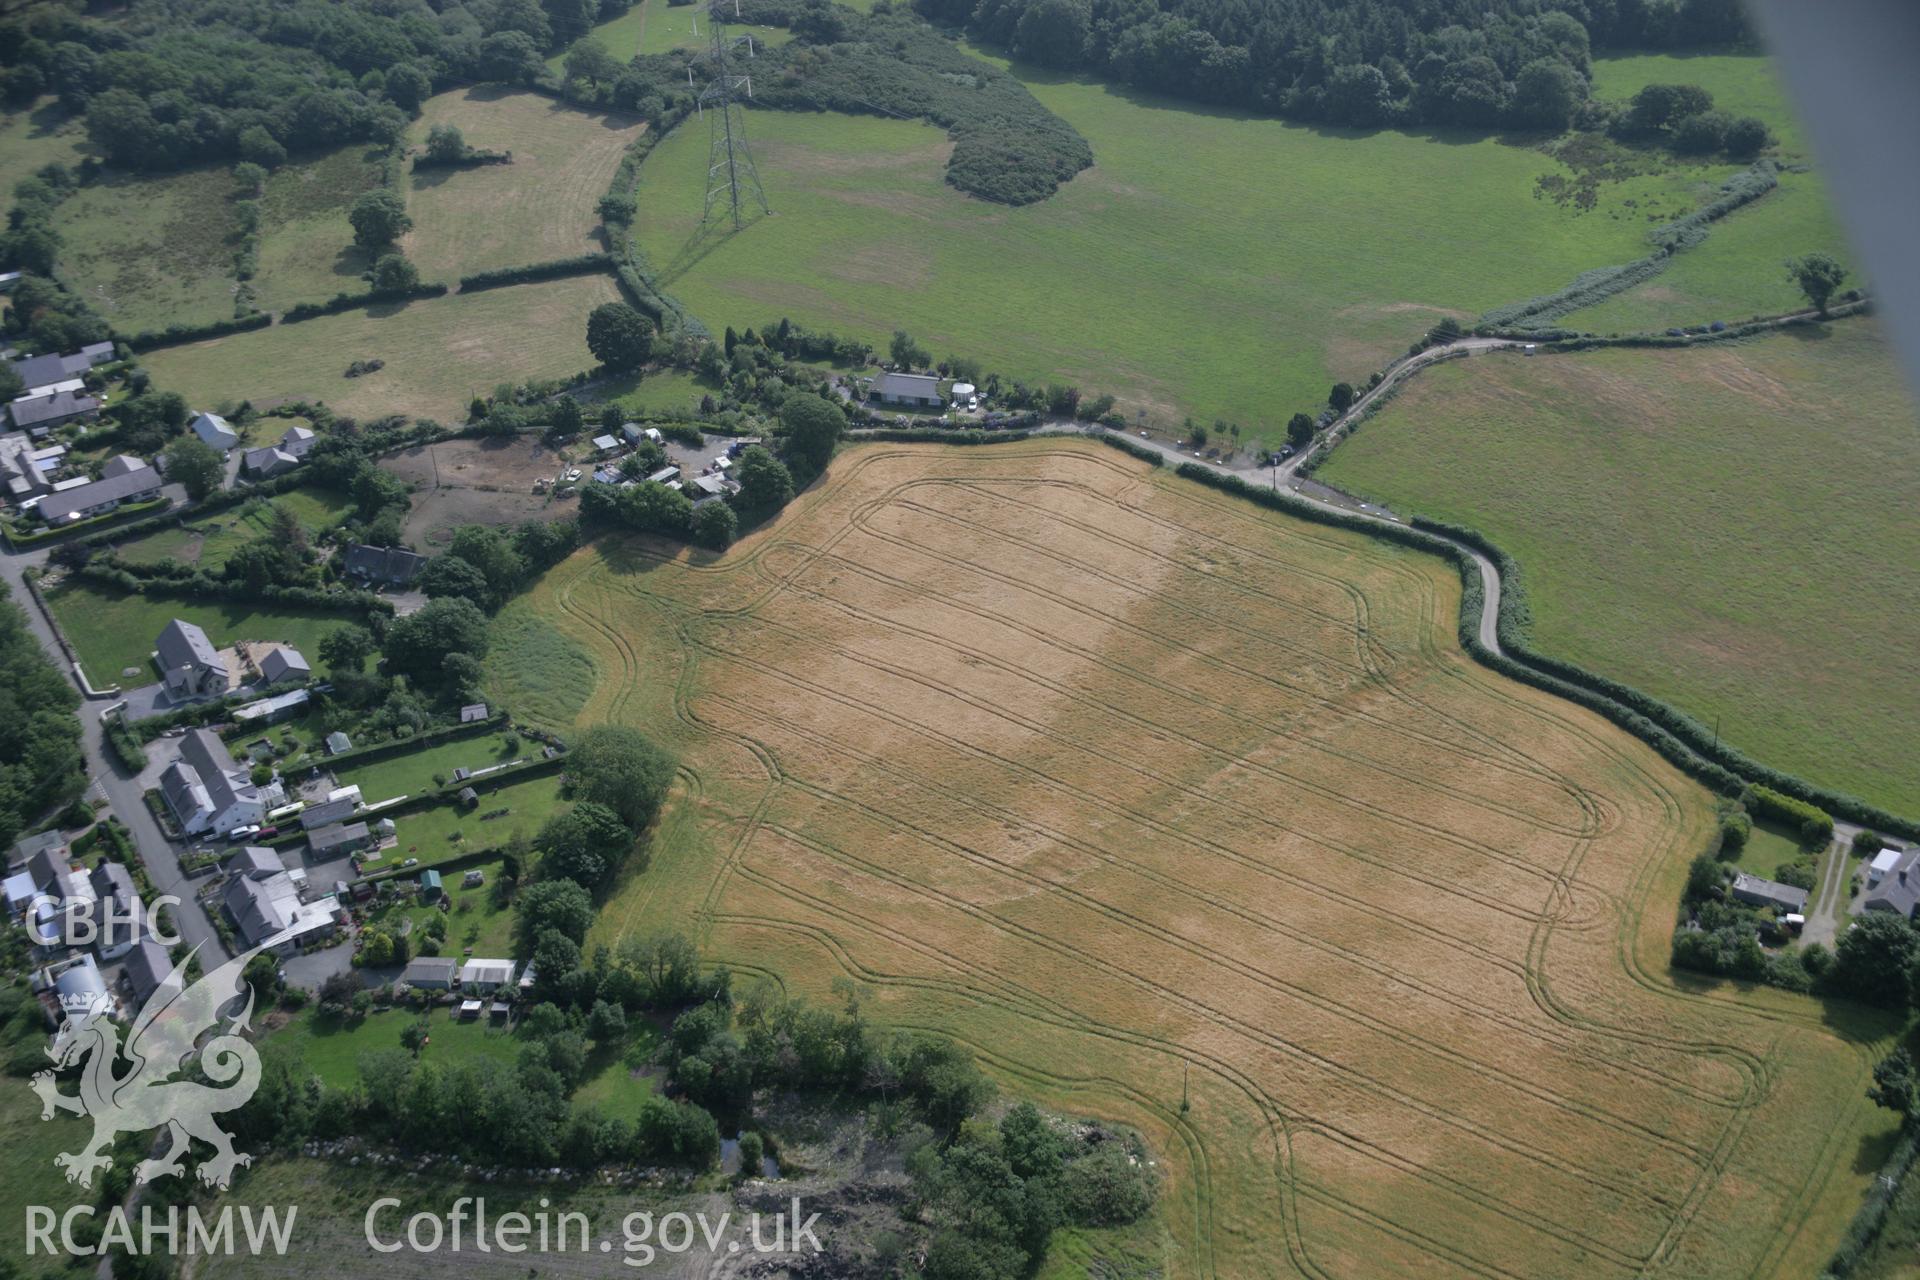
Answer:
315 712 511 776
1824 1123 1920 1278
122 312 271 353
859 428 1033 445
458 254 613 293
283 282 450 323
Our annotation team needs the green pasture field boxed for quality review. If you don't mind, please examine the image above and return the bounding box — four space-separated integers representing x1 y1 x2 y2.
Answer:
633 58 1730 441
637 0 790 56
45 579 363 685
485 605 599 732
377 773 566 872
0 97 88 193
0 1084 94 1277
252 144 387 314
54 165 242 332
548 1 647 72
333 731 525 803
403 88 645 281
112 483 351 569
142 274 623 422
1318 320 1920 817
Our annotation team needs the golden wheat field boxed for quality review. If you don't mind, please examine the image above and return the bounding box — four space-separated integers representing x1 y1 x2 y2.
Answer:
496 439 1895 1278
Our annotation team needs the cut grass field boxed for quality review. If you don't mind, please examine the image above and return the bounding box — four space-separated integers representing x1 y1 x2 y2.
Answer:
403 88 645 281
635 0 790 56
142 274 623 422
502 436 1895 1278
631 52 1797 441
251 144 387 314
1318 321 1920 818
263 1005 523 1089
46 578 362 685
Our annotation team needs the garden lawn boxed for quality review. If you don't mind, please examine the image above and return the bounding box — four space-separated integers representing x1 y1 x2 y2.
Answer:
141 274 622 423
360 859 517 958
380 773 566 871
1726 821 1815 883
634 62 1724 441
1318 321 1920 817
602 367 717 419
264 1005 523 1089
54 165 241 332
333 731 525 803
1565 170 1859 333
402 88 645 281
112 483 351 569
251 144 388 313
45 579 364 685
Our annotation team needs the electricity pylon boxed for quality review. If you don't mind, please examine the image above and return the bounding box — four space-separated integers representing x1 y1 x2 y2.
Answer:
697 13 770 231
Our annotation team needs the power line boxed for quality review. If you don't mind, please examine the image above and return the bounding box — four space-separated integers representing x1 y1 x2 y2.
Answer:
696 9 770 231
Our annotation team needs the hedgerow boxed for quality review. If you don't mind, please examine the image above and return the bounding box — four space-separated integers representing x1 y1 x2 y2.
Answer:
122 312 271 352
283 281 449 323
1477 163 1778 330
458 255 613 293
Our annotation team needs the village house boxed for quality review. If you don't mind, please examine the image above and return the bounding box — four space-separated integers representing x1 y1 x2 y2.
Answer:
155 618 229 698
32 455 161 525
160 729 273 836
189 411 238 452
1864 848 1920 918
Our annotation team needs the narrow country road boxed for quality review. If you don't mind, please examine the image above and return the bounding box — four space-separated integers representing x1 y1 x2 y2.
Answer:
0 542 228 963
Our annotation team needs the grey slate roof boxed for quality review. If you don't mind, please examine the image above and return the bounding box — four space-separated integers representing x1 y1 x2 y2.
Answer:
179 729 256 819
230 846 282 880
11 826 66 871
124 938 172 1003
1729 872 1810 913
10 389 98 429
101 454 147 478
156 618 220 675
308 821 369 854
34 462 160 523
343 544 426 586
259 648 310 684
1864 849 1920 918
89 859 135 903
243 445 297 476
401 957 458 987
11 352 87 391
871 371 941 400
298 797 356 830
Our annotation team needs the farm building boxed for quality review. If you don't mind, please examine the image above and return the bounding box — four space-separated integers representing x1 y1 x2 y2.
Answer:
33 457 161 525
401 956 458 990
1864 849 1920 918
189 411 238 451
258 646 311 685
593 434 620 454
1729 872 1810 914
308 821 371 858
155 618 228 698
458 958 517 994
160 729 271 837
869 372 942 407
343 544 427 587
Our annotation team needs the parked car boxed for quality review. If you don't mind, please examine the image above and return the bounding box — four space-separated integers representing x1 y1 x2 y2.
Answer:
227 825 260 841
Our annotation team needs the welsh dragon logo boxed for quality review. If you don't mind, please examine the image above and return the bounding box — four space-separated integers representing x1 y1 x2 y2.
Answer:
30 945 264 1189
